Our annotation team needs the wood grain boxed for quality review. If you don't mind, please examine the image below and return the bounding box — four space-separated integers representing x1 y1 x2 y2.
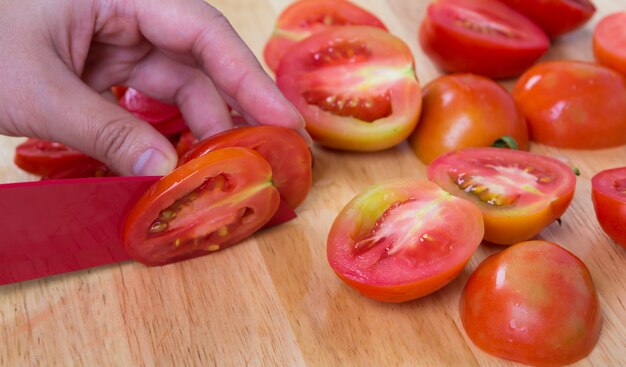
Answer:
1 0 625 366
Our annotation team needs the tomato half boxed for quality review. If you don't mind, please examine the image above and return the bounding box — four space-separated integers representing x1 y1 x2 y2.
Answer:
591 167 626 249
419 0 549 79
263 0 387 73
513 61 626 149
461 240 601 366
497 0 596 38
428 148 576 245
327 179 484 303
122 147 280 266
594 12 626 78
276 26 421 151
409 73 529 164
179 126 312 210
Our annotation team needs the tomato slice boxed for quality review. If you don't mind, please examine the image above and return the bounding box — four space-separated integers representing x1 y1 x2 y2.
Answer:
263 0 387 73
428 148 576 245
179 126 312 210
594 12 626 78
327 179 484 303
117 87 188 135
497 0 596 38
591 167 626 249
461 240 601 366
276 26 422 151
122 147 280 266
419 0 549 79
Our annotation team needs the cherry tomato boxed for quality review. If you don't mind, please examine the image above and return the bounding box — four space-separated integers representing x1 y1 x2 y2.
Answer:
591 167 626 249
277 26 421 151
122 147 280 266
327 179 484 303
263 0 387 73
428 148 576 245
513 61 626 149
594 12 626 78
179 126 312 210
461 240 601 366
419 0 549 79
497 0 595 38
409 73 529 164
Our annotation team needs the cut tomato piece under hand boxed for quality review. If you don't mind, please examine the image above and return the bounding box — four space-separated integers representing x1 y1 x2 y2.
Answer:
592 167 626 249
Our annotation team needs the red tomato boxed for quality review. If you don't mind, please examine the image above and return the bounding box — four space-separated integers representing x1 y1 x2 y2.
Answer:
179 126 312 210
419 0 549 79
174 129 198 158
327 179 484 303
409 73 529 164
428 148 576 245
592 167 626 249
118 87 187 135
594 12 626 78
513 61 626 149
263 0 387 73
122 147 280 266
276 26 422 151
461 240 601 366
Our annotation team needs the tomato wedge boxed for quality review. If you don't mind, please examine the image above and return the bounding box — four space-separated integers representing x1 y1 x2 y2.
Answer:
591 167 626 249
428 148 576 245
179 126 312 210
263 0 387 73
594 12 626 78
419 0 549 79
122 147 280 266
327 179 484 303
277 26 421 151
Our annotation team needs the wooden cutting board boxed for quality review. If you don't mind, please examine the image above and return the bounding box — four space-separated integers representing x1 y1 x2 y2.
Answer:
1 0 625 365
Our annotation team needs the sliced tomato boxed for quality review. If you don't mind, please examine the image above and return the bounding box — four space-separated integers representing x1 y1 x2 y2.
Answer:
117 87 188 135
428 148 576 245
174 129 198 158
263 0 387 73
179 126 312 210
327 179 484 303
276 26 421 151
122 147 280 266
419 0 549 79
409 73 529 164
592 167 626 249
594 12 626 78
497 0 596 38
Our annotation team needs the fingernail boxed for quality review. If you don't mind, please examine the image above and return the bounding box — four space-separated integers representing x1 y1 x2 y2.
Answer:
298 128 314 147
133 148 173 176
291 105 306 129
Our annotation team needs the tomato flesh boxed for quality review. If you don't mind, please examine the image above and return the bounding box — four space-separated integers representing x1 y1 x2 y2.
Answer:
428 148 576 245
594 12 626 78
591 167 626 249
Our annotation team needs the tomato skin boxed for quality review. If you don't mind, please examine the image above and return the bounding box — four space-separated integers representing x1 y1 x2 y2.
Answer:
419 0 549 79
591 167 626 248
277 26 422 151
461 240 601 367
513 61 626 149
122 147 280 266
409 73 529 164
593 12 626 78
327 179 484 303
263 0 387 73
428 148 576 245
497 0 596 38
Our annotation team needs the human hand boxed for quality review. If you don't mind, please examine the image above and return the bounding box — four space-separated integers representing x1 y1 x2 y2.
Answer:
0 0 305 176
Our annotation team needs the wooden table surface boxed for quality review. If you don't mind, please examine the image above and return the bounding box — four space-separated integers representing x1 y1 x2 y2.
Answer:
1 0 625 365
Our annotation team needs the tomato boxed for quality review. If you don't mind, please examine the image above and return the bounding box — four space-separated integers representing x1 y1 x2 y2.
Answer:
326 179 484 303
591 167 626 249
419 0 549 79
118 87 187 135
174 129 198 158
179 126 312 210
409 73 529 164
594 12 626 78
263 0 387 73
276 26 421 151
513 61 626 149
428 148 576 245
497 0 595 38
122 147 280 266
461 240 601 366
